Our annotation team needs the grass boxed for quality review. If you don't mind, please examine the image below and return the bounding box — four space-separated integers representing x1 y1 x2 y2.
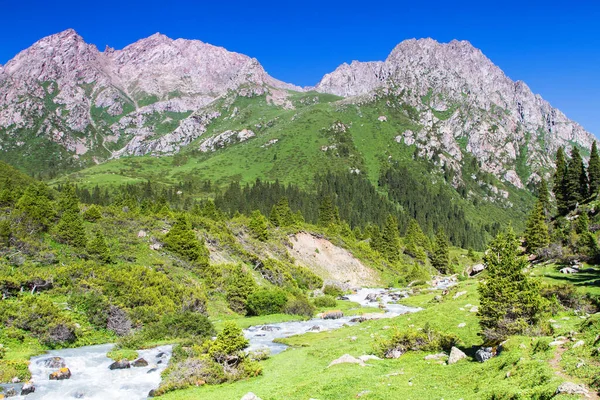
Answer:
161 280 572 400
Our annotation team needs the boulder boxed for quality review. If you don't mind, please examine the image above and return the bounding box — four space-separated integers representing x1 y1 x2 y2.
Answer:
38 357 67 369
453 291 467 299
447 347 467 364
49 367 72 380
260 325 280 332
21 382 35 395
560 267 578 274
556 382 589 395
358 354 381 362
349 317 367 323
328 354 366 367
240 393 262 400
109 360 131 370
11 377 20 383
384 348 404 359
322 310 343 320
5 387 17 397
365 293 379 302
132 358 149 367
475 347 496 362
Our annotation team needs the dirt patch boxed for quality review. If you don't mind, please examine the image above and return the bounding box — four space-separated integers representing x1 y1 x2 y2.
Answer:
288 232 379 287
550 345 599 399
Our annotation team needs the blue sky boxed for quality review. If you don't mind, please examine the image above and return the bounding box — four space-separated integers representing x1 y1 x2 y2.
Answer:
1 0 599 135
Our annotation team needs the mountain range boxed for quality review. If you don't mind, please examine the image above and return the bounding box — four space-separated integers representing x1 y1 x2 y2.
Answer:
0 29 594 191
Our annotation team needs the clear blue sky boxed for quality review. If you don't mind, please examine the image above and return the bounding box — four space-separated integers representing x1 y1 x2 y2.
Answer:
1 0 599 135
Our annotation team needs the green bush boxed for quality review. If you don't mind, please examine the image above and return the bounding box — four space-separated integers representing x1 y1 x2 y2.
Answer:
246 289 287 316
284 294 315 317
376 325 460 358
145 312 215 340
313 295 337 308
323 285 344 298
0 359 31 382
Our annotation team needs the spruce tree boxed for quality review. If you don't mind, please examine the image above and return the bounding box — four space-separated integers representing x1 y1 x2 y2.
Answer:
248 210 268 241
565 147 588 210
404 219 430 261
553 147 568 215
164 214 209 266
538 178 551 218
317 196 336 227
15 183 55 232
430 228 450 273
478 227 544 344
588 141 600 196
381 215 401 262
88 231 111 263
54 210 87 248
524 201 550 253
575 212 589 234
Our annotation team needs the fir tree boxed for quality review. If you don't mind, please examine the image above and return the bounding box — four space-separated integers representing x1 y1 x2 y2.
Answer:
588 141 600 196
538 178 551 218
478 227 544 344
164 214 209 266
553 147 568 215
404 219 430 261
317 196 337 227
54 209 87 248
58 183 80 215
248 210 268 241
575 212 589 234
83 205 102 222
565 147 588 210
524 201 550 253
381 215 401 262
270 198 294 227
430 228 450 273
88 231 111 263
15 183 55 232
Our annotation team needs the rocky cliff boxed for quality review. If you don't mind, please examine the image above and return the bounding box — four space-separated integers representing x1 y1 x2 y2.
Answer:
314 38 594 187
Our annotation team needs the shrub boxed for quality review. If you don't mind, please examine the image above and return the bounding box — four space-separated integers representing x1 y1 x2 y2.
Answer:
323 285 344 298
289 264 323 290
107 349 139 361
207 322 249 364
146 312 215 340
246 289 287 316
0 359 31 382
225 265 257 315
83 205 102 222
284 295 315 317
313 295 337 308
376 326 460 358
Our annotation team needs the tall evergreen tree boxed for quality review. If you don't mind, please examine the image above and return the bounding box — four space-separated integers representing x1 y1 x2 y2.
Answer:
15 183 54 232
248 210 269 241
88 231 111 263
524 201 550 253
588 141 600 196
538 178 551 218
565 147 588 210
553 147 568 215
381 215 401 262
54 209 87 248
575 211 589 234
317 196 337 227
164 214 209 266
430 228 450 273
478 227 544 344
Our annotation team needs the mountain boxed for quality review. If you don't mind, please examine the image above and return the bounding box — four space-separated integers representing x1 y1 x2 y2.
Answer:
313 38 594 188
0 30 594 192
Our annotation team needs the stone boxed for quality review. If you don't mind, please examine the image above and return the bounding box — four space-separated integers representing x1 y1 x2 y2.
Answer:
109 360 131 370
447 347 467 364
457 323 466 328
322 310 343 320
469 306 478 313
5 387 17 397
572 340 585 349
240 392 262 400
453 291 467 299
424 353 447 360
560 267 578 274
49 367 72 380
475 347 497 362
132 358 149 367
358 354 382 362
328 354 366 367
11 376 21 383
556 382 589 395
21 382 35 395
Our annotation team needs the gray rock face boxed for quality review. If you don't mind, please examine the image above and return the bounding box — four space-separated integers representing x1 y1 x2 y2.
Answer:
314 38 596 187
475 347 496 362
0 29 296 159
447 346 467 364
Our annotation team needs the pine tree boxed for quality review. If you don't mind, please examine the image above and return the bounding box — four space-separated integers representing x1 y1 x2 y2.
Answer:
270 198 294 227
565 147 588 210
54 210 87 248
58 183 80 215
575 212 589 234
553 147 568 215
478 227 544 344
430 229 450 273
524 201 550 253
248 210 268 241
88 231 111 263
404 219 430 261
15 183 55 232
538 178 551 218
381 215 401 262
164 214 209 266
317 196 337 227
83 205 102 222
588 141 600 196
